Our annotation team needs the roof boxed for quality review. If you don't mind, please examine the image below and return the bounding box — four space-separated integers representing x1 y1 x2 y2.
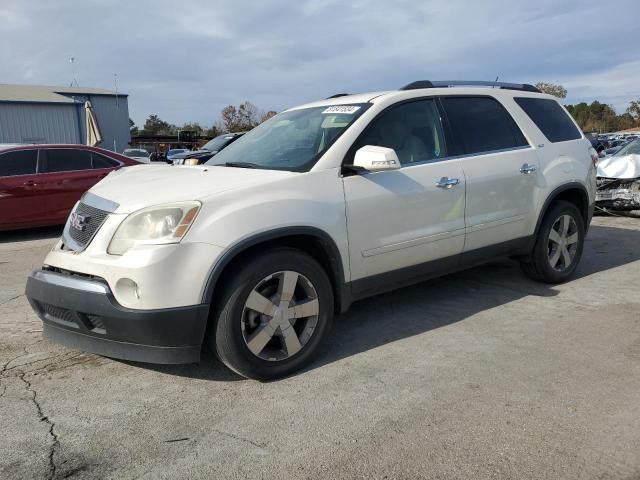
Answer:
0 84 127 104
288 85 552 112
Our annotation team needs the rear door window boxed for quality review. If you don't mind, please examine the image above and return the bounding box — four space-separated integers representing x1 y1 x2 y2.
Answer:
514 97 582 143
44 149 92 172
0 150 38 176
441 96 529 155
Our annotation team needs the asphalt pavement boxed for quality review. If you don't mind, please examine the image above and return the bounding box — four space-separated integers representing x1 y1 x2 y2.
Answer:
1 216 639 479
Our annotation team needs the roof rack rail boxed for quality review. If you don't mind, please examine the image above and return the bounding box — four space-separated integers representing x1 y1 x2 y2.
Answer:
400 80 541 93
326 93 350 99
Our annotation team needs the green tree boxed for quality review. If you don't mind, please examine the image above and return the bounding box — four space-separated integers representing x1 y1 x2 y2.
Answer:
535 81 567 99
142 114 173 135
205 124 221 137
129 118 139 136
180 122 204 134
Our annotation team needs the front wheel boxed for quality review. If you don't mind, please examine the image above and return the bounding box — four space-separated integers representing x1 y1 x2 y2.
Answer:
521 200 585 283
208 248 334 380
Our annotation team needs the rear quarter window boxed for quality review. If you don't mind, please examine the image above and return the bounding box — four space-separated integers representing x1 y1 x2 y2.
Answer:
0 150 38 176
514 97 582 143
92 153 118 168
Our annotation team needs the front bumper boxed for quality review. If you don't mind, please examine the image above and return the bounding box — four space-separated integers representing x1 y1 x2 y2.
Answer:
596 177 640 211
26 269 209 364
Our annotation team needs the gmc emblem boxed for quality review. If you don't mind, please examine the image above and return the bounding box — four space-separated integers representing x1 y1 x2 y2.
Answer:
70 212 91 231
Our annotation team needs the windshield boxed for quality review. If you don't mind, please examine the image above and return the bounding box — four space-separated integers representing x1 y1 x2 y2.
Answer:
202 135 237 152
206 104 369 171
168 149 186 155
613 139 640 157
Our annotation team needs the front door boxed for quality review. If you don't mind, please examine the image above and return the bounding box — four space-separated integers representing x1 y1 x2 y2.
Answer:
342 99 466 296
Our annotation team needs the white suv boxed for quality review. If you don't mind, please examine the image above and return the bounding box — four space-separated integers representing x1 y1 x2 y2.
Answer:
26 81 597 380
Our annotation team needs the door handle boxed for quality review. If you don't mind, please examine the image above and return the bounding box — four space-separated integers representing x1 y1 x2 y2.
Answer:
520 163 537 174
436 177 460 189
23 180 39 187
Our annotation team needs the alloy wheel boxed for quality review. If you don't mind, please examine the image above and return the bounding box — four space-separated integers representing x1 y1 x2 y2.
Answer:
547 214 579 272
241 270 320 361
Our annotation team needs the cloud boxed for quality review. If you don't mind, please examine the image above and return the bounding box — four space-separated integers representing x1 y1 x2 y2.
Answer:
1 0 638 125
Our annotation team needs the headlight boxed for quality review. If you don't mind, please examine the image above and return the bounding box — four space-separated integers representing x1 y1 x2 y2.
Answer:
184 158 199 166
107 202 201 255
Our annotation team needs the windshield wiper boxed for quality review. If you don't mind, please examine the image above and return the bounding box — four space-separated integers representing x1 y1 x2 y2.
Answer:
224 162 260 169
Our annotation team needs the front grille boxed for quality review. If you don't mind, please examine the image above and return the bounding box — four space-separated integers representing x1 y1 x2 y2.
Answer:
86 314 106 334
38 302 79 328
37 302 107 334
66 202 110 249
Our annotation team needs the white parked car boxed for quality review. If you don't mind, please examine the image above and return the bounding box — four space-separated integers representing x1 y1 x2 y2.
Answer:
122 148 150 163
26 80 596 380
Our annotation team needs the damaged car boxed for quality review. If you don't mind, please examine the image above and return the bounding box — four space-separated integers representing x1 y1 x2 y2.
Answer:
596 139 640 211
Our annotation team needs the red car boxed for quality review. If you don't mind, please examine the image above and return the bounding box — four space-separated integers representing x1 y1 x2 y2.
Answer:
0 144 141 231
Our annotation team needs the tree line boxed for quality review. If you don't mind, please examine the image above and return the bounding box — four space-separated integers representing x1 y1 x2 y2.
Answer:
535 82 639 133
131 101 277 138
131 84 640 138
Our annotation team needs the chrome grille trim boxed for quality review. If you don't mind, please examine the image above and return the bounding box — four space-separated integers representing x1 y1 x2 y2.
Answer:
61 193 119 252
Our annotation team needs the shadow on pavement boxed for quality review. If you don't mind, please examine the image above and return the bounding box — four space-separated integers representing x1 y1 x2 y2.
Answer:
0 225 63 243
114 223 640 381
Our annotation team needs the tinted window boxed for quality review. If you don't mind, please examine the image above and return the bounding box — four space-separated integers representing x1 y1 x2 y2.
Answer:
0 150 38 176
441 97 528 154
45 149 92 172
514 97 582 143
92 153 118 168
353 100 448 165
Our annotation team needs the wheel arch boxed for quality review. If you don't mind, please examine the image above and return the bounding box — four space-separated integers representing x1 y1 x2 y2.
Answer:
201 227 350 314
534 182 590 240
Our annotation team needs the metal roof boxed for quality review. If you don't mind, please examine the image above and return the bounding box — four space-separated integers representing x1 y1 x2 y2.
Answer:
0 84 128 103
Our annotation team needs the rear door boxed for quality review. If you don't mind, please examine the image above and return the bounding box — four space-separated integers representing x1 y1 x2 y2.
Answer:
0 149 41 229
440 96 541 253
39 148 99 223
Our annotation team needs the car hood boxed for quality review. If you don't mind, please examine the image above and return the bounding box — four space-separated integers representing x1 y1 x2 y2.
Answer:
597 153 640 179
89 164 296 213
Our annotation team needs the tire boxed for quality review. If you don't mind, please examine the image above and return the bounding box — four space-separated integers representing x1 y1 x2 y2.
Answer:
207 248 334 380
520 200 585 283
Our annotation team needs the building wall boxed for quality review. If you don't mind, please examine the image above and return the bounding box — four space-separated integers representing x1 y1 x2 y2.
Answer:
67 94 131 153
0 102 81 144
0 95 130 152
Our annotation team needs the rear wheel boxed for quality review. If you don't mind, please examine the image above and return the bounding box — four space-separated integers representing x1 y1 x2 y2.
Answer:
208 248 334 380
521 200 585 283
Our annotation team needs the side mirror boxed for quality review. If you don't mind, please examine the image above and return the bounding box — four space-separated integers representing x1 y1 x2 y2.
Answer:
353 145 400 172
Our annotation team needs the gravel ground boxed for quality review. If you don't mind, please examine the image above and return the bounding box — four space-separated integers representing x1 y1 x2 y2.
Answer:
1 216 639 480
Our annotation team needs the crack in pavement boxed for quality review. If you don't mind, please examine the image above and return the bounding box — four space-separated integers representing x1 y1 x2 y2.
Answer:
212 429 267 449
0 294 25 306
2 343 61 479
1 352 86 376
18 366 60 480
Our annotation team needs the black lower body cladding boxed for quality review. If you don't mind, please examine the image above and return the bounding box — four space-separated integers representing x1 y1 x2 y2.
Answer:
25 269 209 364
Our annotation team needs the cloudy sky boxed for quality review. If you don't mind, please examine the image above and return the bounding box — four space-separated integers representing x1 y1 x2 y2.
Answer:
2 0 639 127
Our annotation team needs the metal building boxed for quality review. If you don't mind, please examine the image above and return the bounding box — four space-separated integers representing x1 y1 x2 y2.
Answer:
0 84 130 152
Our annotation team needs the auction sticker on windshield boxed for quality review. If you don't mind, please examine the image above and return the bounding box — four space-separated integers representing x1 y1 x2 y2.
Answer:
322 106 361 114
